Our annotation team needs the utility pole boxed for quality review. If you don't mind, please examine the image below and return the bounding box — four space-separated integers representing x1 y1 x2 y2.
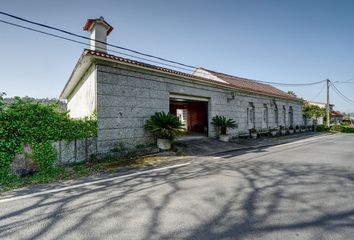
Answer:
326 79 330 128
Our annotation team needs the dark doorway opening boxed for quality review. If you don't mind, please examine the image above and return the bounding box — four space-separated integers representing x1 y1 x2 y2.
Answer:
170 99 208 136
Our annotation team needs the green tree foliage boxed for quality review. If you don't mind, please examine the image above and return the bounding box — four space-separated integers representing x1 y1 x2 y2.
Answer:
144 112 185 140
287 91 297 97
303 102 326 118
0 97 97 175
211 115 238 135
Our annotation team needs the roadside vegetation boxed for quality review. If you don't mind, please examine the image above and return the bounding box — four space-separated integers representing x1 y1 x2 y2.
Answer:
0 94 96 191
316 123 354 133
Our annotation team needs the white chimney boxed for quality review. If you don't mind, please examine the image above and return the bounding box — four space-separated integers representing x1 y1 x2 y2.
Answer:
83 17 113 53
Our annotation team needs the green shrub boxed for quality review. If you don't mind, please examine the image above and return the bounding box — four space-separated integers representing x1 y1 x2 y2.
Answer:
316 124 330 132
330 125 343 132
250 128 257 134
135 144 146 149
0 97 97 176
211 115 238 135
31 141 57 170
111 142 127 152
342 125 354 133
144 112 185 140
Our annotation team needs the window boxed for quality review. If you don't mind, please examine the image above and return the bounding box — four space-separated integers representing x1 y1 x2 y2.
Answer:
282 106 286 126
263 104 268 128
274 105 279 127
288 106 294 127
248 102 255 129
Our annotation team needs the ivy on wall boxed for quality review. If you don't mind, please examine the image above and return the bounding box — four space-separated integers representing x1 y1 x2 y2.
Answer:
303 102 326 119
0 96 97 177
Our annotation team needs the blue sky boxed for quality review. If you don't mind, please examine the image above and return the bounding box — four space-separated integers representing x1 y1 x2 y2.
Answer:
1 0 354 112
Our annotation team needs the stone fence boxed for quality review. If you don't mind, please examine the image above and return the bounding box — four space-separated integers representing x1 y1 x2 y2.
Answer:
53 137 97 165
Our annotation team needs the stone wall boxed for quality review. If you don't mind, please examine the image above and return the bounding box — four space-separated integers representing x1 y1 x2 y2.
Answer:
53 137 97 165
96 61 304 153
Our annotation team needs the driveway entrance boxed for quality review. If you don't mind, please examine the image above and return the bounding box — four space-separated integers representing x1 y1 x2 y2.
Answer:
169 94 209 136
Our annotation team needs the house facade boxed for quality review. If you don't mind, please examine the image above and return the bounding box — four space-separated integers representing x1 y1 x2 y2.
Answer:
60 18 304 153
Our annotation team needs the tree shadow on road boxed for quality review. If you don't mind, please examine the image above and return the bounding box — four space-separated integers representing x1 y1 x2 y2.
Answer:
1 148 354 240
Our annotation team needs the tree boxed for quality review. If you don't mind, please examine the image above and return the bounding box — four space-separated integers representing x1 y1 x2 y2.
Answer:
287 91 297 97
303 102 326 118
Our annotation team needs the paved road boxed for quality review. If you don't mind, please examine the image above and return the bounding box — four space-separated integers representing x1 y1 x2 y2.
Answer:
1 134 354 240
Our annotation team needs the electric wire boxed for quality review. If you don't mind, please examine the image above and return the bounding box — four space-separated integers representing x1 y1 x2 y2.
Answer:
0 11 329 87
330 82 354 104
0 19 193 72
309 82 327 101
0 11 196 69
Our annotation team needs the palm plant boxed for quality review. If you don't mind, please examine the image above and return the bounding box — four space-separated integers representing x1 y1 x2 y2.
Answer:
211 115 237 135
144 112 185 140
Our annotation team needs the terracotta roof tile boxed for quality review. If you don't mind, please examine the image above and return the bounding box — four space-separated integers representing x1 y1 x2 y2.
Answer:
202 68 298 101
85 49 302 102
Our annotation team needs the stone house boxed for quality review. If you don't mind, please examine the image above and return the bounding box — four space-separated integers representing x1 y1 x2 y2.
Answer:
60 18 304 153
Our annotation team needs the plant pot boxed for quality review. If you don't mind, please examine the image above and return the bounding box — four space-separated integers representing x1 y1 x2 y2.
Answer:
271 131 277 136
280 130 287 135
157 138 171 150
219 134 230 142
251 133 257 139
295 129 300 133
289 129 294 134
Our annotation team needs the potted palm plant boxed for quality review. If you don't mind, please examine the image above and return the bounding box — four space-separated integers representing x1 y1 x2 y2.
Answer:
144 112 185 150
295 125 300 133
211 115 237 142
300 125 306 132
250 128 258 139
280 125 287 135
288 125 294 134
269 127 278 136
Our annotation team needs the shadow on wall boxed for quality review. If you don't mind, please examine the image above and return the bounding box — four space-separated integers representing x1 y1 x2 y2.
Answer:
1 148 354 239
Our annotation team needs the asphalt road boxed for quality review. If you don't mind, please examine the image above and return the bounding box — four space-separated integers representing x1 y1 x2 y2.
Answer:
1 134 354 240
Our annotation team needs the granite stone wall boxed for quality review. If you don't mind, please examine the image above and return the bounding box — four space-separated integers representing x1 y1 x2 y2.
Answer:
53 137 97 164
95 61 303 153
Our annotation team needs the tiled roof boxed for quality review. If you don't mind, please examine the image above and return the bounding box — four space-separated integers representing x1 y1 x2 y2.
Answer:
331 111 343 117
85 49 302 102
202 68 298 101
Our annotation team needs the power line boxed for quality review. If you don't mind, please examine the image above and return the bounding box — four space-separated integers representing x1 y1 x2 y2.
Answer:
333 81 354 84
0 11 327 87
330 82 354 104
310 81 327 101
0 19 192 72
0 11 196 70
254 79 326 87
334 77 354 83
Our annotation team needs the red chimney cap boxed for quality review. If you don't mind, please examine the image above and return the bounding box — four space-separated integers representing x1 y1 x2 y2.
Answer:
83 17 113 35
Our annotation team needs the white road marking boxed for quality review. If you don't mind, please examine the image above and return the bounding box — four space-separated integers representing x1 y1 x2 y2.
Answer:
267 133 339 150
0 162 191 204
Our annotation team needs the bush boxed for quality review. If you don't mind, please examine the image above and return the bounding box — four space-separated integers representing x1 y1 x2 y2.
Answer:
250 128 257 134
0 97 97 177
330 125 343 132
342 125 354 133
316 124 330 132
144 112 185 140
211 115 237 135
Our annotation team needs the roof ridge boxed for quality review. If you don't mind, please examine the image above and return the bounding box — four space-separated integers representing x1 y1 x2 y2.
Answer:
199 67 270 85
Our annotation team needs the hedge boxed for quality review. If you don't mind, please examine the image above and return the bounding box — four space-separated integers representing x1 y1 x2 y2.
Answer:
342 125 354 133
0 97 97 178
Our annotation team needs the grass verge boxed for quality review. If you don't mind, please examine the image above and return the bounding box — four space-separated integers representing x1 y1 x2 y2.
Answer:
0 155 172 193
